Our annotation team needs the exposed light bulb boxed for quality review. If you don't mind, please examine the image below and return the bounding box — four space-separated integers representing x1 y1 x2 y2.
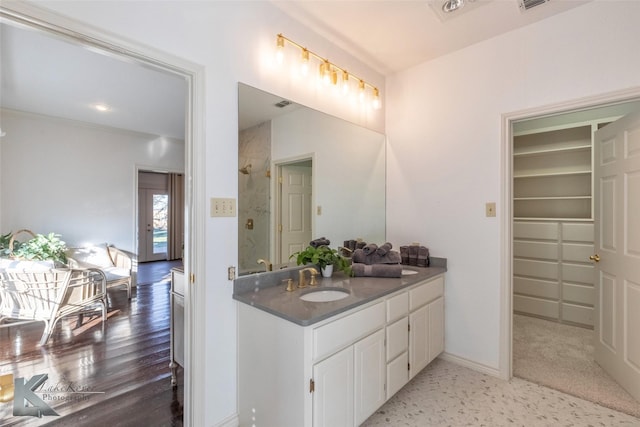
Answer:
358 80 366 103
300 48 309 76
372 88 381 110
276 34 285 64
321 61 332 86
341 70 349 94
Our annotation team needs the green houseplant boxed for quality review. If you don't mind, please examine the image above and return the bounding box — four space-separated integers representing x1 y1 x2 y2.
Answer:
2 230 68 265
290 245 352 277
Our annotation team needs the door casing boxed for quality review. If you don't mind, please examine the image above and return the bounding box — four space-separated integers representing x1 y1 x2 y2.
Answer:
500 87 640 381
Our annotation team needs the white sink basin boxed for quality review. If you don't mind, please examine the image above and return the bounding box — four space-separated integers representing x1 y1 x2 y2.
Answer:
300 289 350 302
401 269 418 275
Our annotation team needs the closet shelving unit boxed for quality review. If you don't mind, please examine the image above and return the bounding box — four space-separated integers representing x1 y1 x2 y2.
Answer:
512 121 611 328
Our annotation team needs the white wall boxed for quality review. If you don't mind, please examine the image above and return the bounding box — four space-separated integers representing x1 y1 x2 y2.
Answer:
272 107 386 247
16 1 386 425
386 0 640 370
0 110 184 253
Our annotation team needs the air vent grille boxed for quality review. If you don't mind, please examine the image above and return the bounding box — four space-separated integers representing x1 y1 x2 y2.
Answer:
274 100 292 108
519 0 549 11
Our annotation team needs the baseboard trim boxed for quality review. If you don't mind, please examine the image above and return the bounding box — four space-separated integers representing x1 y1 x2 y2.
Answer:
439 352 504 379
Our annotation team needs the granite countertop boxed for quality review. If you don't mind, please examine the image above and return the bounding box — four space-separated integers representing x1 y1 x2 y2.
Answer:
233 258 446 326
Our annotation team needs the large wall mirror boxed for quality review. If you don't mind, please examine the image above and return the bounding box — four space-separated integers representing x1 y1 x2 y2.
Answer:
238 83 386 275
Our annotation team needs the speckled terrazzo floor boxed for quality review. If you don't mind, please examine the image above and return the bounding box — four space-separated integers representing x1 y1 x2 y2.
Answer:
362 358 640 426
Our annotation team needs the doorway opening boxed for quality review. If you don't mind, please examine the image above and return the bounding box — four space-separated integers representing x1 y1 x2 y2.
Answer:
274 158 313 266
504 93 640 417
137 171 185 264
0 5 202 424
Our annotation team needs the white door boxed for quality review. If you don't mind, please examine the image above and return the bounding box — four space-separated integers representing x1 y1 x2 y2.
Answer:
593 111 640 402
313 346 354 427
409 304 429 379
138 189 169 262
279 164 312 264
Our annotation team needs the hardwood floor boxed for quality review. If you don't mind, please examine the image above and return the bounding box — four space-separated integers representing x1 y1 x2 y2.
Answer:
0 261 183 426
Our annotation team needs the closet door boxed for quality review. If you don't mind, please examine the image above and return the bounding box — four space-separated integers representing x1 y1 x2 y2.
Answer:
593 112 640 402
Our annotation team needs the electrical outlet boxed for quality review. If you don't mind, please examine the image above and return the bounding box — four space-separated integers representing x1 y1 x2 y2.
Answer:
228 266 236 281
486 202 496 217
210 198 236 217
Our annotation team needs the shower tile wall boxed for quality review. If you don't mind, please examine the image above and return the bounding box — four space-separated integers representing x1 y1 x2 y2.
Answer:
239 121 271 273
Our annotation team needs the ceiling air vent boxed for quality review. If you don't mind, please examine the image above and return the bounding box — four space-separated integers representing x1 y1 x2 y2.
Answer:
274 100 292 108
518 0 549 11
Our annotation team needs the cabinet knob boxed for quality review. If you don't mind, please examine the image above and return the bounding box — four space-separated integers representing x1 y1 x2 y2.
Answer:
589 254 600 262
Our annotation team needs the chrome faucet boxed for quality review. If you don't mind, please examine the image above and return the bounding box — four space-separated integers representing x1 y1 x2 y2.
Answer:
257 258 272 272
298 267 319 288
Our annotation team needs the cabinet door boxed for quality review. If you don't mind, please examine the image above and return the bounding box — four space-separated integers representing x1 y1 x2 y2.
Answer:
409 305 429 379
313 346 354 427
354 329 386 426
428 297 444 363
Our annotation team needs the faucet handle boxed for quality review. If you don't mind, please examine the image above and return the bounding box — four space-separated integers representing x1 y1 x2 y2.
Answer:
309 270 318 286
283 278 295 292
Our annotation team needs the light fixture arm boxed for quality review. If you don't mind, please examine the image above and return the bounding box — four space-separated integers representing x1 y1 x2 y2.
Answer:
275 34 381 108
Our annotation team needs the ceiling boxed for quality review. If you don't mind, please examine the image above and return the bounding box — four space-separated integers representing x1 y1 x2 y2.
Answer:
0 0 592 138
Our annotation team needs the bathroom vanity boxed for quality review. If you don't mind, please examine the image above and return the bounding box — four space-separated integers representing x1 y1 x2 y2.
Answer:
235 260 446 427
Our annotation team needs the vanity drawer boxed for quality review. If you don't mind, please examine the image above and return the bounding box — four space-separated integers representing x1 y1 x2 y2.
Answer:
313 301 385 361
386 292 408 322
386 351 408 400
409 276 444 311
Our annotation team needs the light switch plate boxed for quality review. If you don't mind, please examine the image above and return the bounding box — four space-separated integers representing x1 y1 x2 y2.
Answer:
211 197 236 217
486 202 496 217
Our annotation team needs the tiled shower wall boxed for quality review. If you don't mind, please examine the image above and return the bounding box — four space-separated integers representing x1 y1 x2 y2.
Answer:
238 121 271 274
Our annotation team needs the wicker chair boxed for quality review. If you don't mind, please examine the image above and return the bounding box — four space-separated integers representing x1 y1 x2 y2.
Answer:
65 244 133 300
0 266 107 345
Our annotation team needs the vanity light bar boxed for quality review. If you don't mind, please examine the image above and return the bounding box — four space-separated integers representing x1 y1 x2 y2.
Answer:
275 34 381 110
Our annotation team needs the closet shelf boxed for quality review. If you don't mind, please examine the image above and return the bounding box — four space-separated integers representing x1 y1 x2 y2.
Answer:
514 170 591 179
514 196 592 201
513 144 591 157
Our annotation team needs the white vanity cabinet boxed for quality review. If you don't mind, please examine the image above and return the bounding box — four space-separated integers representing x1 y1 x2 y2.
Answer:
237 274 445 427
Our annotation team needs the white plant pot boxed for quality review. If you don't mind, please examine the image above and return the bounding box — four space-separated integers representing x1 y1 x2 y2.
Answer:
321 264 334 278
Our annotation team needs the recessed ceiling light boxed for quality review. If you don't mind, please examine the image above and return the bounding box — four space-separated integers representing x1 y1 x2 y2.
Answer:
92 103 111 112
442 0 465 13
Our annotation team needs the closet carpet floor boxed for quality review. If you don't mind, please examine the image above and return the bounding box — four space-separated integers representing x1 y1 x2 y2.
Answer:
513 314 640 418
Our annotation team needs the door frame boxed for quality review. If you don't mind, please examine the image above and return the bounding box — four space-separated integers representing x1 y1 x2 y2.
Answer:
499 87 640 380
0 4 206 425
135 167 184 263
271 154 314 265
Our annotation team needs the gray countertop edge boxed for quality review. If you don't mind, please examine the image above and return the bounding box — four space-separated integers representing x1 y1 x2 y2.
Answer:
233 257 447 327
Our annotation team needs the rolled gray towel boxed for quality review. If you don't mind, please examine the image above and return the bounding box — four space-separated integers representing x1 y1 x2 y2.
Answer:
408 245 419 266
400 246 409 265
352 262 402 278
352 248 366 263
310 237 330 248
352 249 401 265
362 243 378 255
376 242 392 256
417 246 430 267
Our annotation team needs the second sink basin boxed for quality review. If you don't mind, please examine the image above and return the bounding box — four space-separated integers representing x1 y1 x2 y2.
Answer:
299 288 350 302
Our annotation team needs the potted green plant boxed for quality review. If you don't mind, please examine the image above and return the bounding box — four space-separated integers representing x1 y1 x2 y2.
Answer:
3 230 68 265
290 245 352 278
